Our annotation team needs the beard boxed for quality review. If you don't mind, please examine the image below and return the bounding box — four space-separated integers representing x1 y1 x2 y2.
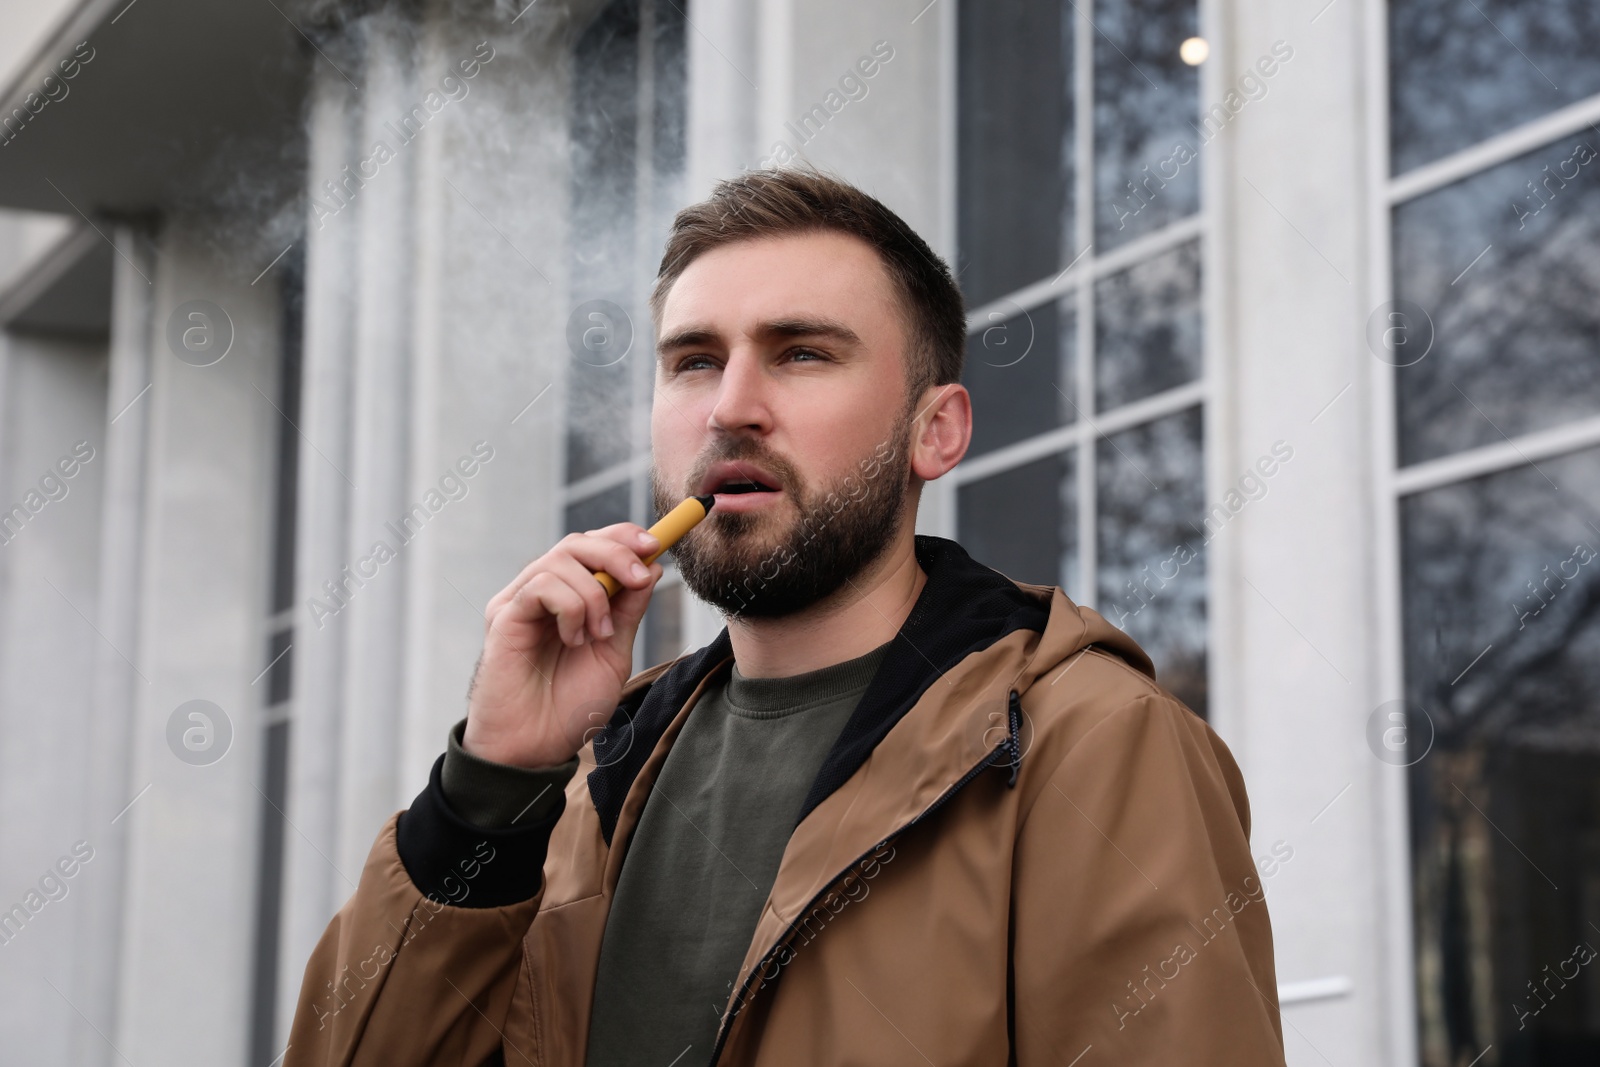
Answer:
649 403 916 620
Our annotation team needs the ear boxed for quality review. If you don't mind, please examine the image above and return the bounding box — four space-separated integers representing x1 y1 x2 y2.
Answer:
909 383 972 482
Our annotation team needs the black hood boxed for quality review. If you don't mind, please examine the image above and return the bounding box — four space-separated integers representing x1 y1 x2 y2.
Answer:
586 534 1052 844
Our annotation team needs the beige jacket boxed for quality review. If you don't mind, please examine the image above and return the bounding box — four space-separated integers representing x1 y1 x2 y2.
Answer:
287 535 1285 1066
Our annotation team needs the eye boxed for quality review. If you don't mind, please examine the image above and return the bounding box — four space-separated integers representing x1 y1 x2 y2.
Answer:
787 347 826 363
677 354 717 372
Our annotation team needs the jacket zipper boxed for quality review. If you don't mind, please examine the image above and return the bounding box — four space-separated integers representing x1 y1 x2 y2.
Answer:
704 689 1025 1067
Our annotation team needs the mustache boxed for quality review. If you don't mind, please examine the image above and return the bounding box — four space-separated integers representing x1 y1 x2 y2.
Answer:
690 447 797 492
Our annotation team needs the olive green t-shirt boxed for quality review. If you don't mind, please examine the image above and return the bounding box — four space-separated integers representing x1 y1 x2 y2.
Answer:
439 639 891 1066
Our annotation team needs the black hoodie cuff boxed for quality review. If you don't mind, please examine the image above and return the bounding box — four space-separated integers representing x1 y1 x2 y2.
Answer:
396 751 570 908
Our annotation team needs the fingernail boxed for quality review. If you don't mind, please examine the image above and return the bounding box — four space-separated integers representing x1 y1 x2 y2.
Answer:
631 563 650 580
599 615 614 637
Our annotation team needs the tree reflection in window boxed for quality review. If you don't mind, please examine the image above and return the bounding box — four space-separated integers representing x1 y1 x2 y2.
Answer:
1390 0 1600 175
1095 239 1202 412
1093 0 1199 249
1097 408 1206 716
1401 447 1600 1065
1393 136 1600 467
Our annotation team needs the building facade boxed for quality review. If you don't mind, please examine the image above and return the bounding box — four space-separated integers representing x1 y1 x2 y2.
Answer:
0 0 1595 1063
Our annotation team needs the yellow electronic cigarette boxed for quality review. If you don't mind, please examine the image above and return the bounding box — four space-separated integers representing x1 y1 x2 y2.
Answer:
592 493 715 596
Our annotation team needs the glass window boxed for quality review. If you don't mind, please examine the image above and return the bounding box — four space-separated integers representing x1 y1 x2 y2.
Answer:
1092 0 1200 249
956 0 1205 713
1391 135 1600 467
1389 0 1600 175
1096 408 1206 716
1400 447 1600 1063
962 299 1075 459
1095 238 1202 411
956 0 1073 309
957 451 1077 594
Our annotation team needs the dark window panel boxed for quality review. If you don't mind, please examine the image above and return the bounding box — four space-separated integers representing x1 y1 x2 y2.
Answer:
963 299 1076 459
1399 447 1600 1063
271 246 305 615
1389 0 1600 175
1095 406 1206 717
1392 136 1600 467
265 627 293 708
565 482 633 537
956 0 1073 308
568 0 644 484
1095 239 1202 412
644 578 684 672
1092 0 1200 250
957 450 1077 595
248 719 291 1067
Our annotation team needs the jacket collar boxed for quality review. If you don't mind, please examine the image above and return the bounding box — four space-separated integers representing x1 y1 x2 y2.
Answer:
586 534 1053 844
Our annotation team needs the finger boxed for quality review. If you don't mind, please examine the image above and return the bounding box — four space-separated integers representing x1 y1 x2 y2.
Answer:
542 552 631 641
507 572 590 647
594 521 661 558
487 555 548 620
557 531 659 596
489 527 658 618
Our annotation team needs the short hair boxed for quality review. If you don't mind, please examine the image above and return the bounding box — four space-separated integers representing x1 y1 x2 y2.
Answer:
649 167 966 412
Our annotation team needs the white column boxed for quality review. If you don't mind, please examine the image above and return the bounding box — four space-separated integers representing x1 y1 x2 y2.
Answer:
333 8 416 884
68 224 154 1067
1215 0 1397 1062
277 57 360 1041
113 219 281 1064
687 0 759 199
393 9 573 795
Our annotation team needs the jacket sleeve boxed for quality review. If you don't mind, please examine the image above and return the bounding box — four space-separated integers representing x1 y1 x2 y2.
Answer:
284 749 577 1067
1010 692 1286 1065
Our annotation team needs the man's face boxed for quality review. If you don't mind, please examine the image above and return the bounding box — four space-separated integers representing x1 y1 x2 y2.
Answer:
649 230 920 619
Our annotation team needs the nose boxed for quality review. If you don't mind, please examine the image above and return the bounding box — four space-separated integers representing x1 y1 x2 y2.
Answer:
706 347 773 436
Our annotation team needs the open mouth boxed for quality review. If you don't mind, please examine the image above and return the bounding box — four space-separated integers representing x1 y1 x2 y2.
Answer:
714 479 780 495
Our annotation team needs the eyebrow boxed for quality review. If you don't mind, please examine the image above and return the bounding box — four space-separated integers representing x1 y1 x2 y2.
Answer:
657 317 864 359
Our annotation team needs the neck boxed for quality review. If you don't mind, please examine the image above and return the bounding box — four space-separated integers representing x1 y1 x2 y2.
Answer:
725 530 927 679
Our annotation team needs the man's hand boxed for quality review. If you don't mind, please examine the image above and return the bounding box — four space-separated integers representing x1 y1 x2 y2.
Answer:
463 523 664 767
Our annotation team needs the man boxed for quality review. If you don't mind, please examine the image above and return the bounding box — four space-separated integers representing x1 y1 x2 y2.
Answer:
287 169 1285 1065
